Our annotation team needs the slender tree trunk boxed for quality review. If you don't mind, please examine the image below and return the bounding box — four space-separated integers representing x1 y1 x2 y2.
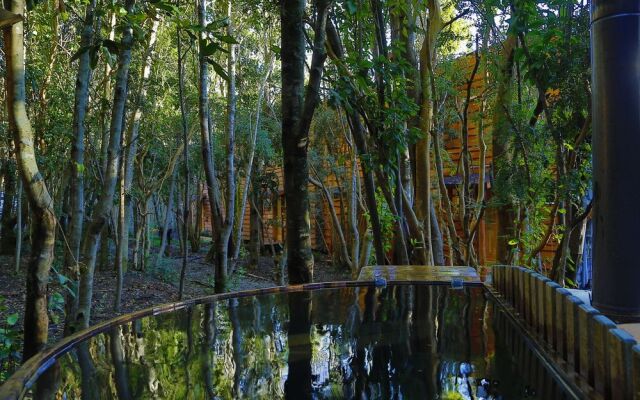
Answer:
3 0 57 359
430 202 444 264
115 16 159 311
414 0 442 266
94 11 117 272
0 159 16 253
492 33 518 264
310 175 352 270
99 11 117 173
197 1 219 258
325 18 386 264
177 20 190 300
14 179 22 273
116 16 160 282
76 0 135 329
115 141 126 311
215 0 237 291
156 167 177 265
249 184 261 267
233 55 273 260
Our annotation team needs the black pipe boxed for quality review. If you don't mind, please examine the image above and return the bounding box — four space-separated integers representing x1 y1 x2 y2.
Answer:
591 0 640 319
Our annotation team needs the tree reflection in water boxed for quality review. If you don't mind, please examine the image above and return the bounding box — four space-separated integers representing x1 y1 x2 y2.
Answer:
27 285 570 399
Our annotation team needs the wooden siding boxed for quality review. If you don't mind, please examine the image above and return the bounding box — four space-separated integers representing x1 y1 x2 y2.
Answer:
200 54 560 266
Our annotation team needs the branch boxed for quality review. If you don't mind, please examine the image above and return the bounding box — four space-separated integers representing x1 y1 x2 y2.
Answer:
442 8 470 31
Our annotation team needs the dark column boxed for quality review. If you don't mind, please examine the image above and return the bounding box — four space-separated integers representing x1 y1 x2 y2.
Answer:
591 0 640 319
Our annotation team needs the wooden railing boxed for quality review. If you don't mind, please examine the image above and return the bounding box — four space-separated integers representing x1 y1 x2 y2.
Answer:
491 266 640 400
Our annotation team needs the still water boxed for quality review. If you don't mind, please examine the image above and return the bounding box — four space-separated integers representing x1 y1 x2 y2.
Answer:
24 284 573 399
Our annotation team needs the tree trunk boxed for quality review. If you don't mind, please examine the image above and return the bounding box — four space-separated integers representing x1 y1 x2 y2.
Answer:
218 0 237 290
325 18 386 264
281 0 331 283
156 167 177 265
14 179 22 273
414 0 442 266
492 33 518 264
177 19 190 300
197 0 223 291
430 202 444 265
116 16 160 289
99 11 117 174
0 159 16 254
76 0 135 329
3 0 57 359
249 185 261 267
232 55 273 260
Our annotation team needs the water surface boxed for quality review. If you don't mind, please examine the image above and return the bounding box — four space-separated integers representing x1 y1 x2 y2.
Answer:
24 284 573 399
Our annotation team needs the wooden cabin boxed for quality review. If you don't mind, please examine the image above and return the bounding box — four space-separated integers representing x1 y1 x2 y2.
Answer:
201 166 346 253
200 54 560 267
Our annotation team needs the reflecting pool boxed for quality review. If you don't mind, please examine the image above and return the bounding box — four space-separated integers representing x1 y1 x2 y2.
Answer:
5 284 580 399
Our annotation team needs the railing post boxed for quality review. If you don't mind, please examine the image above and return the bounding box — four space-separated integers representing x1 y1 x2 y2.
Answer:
591 0 640 319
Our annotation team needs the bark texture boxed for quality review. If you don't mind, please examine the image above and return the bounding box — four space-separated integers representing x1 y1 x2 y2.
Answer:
76 0 135 329
3 0 57 360
281 0 331 283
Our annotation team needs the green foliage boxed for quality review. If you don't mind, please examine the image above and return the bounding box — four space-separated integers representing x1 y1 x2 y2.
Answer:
0 297 21 383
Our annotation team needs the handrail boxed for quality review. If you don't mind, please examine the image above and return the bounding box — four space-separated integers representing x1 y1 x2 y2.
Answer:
491 265 640 400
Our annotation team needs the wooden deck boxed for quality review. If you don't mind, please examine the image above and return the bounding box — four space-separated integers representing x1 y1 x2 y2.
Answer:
357 265 482 283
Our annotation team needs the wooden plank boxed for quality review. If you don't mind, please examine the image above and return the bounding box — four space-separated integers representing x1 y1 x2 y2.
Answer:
530 273 549 338
565 295 583 370
357 265 481 283
593 314 617 397
536 276 550 340
494 265 503 292
505 267 513 304
515 267 526 315
554 288 570 359
608 328 637 400
530 273 542 336
632 344 640 400
577 304 600 385
523 270 533 325
545 281 561 347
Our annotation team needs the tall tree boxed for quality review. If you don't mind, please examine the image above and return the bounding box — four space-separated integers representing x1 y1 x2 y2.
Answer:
75 0 136 329
3 0 56 359
281 0 332 283
64 0 97 333
115 14 160 310
197 0 237 293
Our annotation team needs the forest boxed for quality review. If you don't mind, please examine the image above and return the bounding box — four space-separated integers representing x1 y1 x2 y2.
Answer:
0 0 592 385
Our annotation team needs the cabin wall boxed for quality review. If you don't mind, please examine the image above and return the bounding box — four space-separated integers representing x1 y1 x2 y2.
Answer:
199 54 560 268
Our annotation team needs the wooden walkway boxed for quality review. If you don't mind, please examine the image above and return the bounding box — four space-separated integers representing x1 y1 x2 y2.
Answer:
357 265 481 283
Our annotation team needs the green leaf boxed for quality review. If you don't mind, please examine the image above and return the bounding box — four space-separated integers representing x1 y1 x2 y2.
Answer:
214 34 238 45
200 41 216 57
508 239 519 246
6 314 18 326
206 58 229 82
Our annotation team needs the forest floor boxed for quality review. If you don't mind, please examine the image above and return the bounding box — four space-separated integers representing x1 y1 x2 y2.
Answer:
0 242 350 350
